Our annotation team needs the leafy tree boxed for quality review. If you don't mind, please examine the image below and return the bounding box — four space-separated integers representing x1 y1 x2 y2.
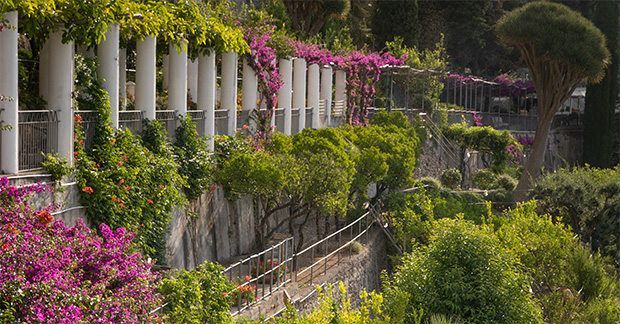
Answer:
344 111 422 201
496 2 609 200
583 0 619 168
383 218 543 324
371 0 419 49
281 0 350 36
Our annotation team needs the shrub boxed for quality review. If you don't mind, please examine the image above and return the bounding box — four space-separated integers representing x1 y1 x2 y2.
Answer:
0 177 162 323
384 218 543 324
470 169 497 190
160 261 234 324
347 241 364 254
439 168 461 189
416 177 441 190
497 174 517 191
529 166 620 258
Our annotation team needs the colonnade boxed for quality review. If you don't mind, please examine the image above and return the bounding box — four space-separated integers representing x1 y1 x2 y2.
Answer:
0 13 347 174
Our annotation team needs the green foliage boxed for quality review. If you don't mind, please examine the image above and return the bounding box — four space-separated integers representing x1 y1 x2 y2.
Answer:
470 169 497 190
174 115 214 201
383 37 447 113
416 177 441 190
269 282 394 324
160 261 234 324
385 218 543 324
439 169 461 190
372 1 419 50
496 1 609 82
384 189 488 249
442 123 519 172
583 1 619 168
496 174 517 191
41 152 71 182
346 112 422 194
529 166 620 259
492 201 620 323
75 101 185 263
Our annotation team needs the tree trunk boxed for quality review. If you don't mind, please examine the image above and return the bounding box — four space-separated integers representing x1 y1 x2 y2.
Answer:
514 115 552 201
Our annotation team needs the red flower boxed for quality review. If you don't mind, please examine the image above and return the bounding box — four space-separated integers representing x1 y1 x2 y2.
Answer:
1 244 9 251
82 187 94 194
119 203 125 209
122 155 128 162
147 199 153 204
112 197 117 202
74 151 78 156
111 139 116 144
118 161 123 166
209 186 216 192
74 115 82 123
119 179 124 184
80 140 83 146
36 210 54 225
5 224 16 234
243 124 249 130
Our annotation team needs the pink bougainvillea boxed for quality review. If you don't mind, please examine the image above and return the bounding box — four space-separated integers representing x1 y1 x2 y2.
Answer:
0 177 162 323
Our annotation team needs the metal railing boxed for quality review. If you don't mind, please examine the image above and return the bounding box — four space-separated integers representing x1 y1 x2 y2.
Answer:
222 237 295 315
119 110 144 135
156 110 177 140
18 110 58 171
74 110 98 149
187 110 205 136
214 109 228 135
445 110 583 132
294 212 372 286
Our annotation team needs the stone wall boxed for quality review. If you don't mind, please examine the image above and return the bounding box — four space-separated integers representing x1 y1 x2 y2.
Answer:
293 227 388 313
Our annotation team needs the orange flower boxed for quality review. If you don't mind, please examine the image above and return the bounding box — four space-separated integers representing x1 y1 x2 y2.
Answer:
243 125 249 130
36 210 54 225
147 199 153 204
82 187 94 194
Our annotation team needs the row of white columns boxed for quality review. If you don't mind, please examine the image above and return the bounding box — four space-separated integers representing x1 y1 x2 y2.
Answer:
0 13 346 174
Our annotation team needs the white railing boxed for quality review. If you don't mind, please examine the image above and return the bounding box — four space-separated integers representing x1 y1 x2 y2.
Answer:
19 110 58 171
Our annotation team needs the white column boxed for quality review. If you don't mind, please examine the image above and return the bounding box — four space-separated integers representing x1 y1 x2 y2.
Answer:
188 58 198 104
278 58 293 135
39 39 50 102
77 45 94 58
242 58 257 131
293 58 307 133
320 65 333 127
119 48 126 109
48 29 74 165
335 69 346 105
162 54 169 90
98 23 120 127
198 49 216 149
0 11 19 174
308 63 320 129
168 43 187 116
136 36 156 120
221 51 238 136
